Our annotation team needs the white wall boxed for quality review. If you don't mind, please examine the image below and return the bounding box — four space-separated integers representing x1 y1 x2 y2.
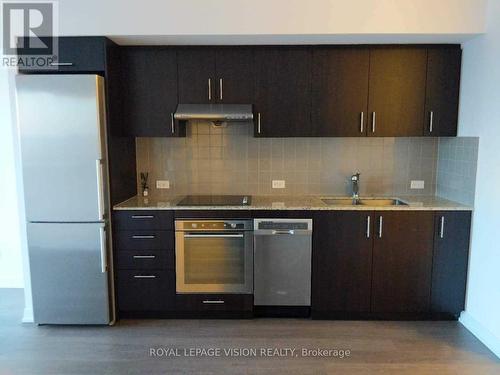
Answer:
57 0 486 43
0 70 24 288
457 0 500 358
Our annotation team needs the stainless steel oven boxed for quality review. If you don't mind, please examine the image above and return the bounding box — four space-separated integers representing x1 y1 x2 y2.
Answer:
175 220 253 294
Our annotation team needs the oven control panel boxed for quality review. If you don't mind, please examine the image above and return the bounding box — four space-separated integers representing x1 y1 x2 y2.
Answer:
175 220 253 231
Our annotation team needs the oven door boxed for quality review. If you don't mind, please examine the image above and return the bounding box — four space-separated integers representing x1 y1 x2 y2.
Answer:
175 231 253 294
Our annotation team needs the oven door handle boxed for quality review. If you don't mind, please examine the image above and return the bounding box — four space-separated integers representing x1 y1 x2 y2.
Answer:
183 233 244 238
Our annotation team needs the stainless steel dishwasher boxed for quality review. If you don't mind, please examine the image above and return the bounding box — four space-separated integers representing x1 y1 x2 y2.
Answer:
253 219 312 307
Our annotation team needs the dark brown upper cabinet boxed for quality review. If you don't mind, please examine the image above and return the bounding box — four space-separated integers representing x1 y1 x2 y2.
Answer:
121 48 183 137
177 48 255 104
424 47 462 136
254 47 312 137
431 211 471 318
312 211 374 317
311 47 370 137
214 48 255 103
177 48 216 104
368 47 428 137
371 211 434 314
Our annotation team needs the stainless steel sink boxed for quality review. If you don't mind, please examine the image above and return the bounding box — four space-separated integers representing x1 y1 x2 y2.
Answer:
321 197 408 206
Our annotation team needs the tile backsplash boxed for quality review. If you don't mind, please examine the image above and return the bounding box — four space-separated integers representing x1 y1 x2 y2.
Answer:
136 121 440 197
436 137 479 205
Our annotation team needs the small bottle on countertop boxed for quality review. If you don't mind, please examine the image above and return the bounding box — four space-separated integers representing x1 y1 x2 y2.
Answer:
140 172 149 197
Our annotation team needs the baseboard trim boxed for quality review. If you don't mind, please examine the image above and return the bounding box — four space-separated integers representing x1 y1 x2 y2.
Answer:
22 306 34 323
459 311 500 358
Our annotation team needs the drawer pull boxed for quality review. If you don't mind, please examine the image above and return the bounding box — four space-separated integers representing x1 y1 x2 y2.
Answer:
131 235 155 239
202 300 225 304
131 215 154 219
133 255 156 259
133 275 156 279
50 62 74 66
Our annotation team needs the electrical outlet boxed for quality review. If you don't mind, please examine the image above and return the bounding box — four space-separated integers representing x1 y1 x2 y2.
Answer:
156 180 170 189
410 180 425 189
272 180 286 189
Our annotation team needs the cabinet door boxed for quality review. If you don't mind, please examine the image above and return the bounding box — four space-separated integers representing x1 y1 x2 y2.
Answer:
431 211 471 317
254 47 312 137
177 48 216 104
215 48 255 103
368 47 427 137
121 48 180 137
372 211 434 313
311 47 369 136
312 211 373 316
424 47 462 136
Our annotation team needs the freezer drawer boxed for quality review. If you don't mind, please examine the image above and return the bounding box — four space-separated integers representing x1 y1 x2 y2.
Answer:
27 222 110 325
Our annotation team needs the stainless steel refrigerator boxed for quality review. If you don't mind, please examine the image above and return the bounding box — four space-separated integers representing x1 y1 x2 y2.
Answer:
15 74 114 325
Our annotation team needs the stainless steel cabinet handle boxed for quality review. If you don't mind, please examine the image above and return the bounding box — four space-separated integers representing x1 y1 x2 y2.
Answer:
50 62 74 66
366 216 371 238
372 112 376 133
429 111 434 133
208 78 212 101
219 78 223 100
95 159 105 220
184 233 244 238
257 112 261 134
271 230 295 235
440 216 445 238
202 300 224 304
132 235 155 239
133 255 156 259
378 216 383 238
171 113 175 134
133 275 156 279
131 215 154 219
360 112 364 133
99 225 107 273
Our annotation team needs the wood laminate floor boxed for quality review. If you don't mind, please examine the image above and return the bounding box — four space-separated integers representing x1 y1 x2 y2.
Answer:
0 289 498 374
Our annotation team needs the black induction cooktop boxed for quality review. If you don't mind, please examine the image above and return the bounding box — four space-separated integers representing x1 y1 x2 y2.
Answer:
176 195 251 206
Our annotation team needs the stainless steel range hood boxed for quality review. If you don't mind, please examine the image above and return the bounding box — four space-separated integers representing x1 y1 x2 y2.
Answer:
174 104 253 122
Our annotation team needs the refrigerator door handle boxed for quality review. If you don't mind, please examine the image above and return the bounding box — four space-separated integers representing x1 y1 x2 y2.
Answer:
96 159 105 220
99 225 107 273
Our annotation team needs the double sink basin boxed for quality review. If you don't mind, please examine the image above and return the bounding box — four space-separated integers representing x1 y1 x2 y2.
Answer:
321 197 408 207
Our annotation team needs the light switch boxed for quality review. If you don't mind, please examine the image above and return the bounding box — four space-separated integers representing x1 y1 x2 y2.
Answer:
272 180 286 189
156 180 170 189
410 180 425 189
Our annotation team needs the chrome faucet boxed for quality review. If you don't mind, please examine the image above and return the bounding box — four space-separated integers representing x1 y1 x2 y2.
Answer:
351 172 360 201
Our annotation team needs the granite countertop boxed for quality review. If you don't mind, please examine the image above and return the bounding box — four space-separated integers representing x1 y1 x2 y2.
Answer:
113 195 472 211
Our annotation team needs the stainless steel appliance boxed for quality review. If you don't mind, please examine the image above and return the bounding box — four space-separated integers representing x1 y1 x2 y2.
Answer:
175 220 253 294
253 219 313 306
176 195 251 206
174 104 253 122
15 74 114 325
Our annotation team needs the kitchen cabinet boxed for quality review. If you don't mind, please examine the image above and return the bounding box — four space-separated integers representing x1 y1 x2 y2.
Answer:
254 47 312 137
431 211 471 318
311 47 370 137
177 47 254 104
175 294 253 318
424 47 462 136
121 48 183 137
371 211 434 313
18 37 107 74
368 47 428 137
312 211 373 317
113 210 176 316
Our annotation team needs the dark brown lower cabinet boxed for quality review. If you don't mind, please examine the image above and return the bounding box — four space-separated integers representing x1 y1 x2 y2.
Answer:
431 211 471 318
175 294 253 318
371 211 435 314
312 211 374 317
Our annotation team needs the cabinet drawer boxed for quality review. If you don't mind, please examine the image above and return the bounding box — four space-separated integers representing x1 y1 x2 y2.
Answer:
114 230 174 251
116 270 175 312
113 210 173 230
176 294 253 312
116 251 174 270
